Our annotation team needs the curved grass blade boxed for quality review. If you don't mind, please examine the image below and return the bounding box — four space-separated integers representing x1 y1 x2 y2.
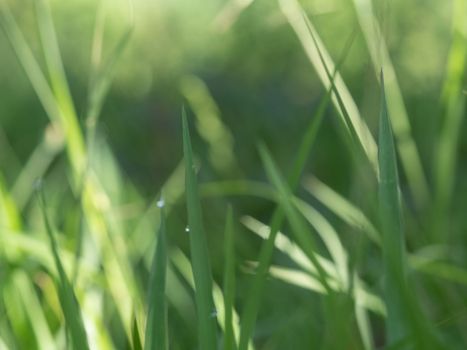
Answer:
36 183 90 350
238 35 352 349
182 108 218 350
144 206 168 350
223 206 237 350
302 176 381 246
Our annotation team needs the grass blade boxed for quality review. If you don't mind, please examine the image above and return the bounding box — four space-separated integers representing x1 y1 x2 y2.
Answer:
352 0 430 209
378 71 409 345
182 108 218 350
36 182 90 350
144 206 168 350
279 0 378 172
237 36 353 349
378 73 443 349
223 206 237 350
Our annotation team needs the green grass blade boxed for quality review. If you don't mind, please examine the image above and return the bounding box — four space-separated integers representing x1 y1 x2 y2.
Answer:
180 75 238 175
144 206 168 350
14 272 56 350
182 108 218 350
378 71 409 345
237 41 350 350
352 0 430 208
302 176 381 246
132 316 143 350
258 144 331 291
34 0 86 178
36 182 90 350
378 72 443 349
223 206 237 350
432 0 467 238
279 0 378 172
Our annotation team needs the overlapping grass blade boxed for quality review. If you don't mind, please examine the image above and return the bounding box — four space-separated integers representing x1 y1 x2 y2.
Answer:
223 206 237 350
279 0 378 172
182 108 218 350
13 272 55 350
352 0 430 208
170 248 254 350
237 34 354 349
303 176 381 245
144 206 168 350
36 184 89 350
258 144 331 291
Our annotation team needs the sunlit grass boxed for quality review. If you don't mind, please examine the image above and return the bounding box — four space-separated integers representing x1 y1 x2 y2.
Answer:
0 0 466 349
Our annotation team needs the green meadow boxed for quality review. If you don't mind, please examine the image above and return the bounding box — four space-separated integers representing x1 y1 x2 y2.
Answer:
0 0 466 349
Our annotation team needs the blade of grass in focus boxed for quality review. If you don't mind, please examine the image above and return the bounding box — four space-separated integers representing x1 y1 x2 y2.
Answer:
182 108 218 350
36 182 90 350
144 206 168 350
223 206 237 350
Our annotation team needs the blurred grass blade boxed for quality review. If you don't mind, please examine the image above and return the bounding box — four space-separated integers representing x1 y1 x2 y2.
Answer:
180 75 238 175
144 206 168 350
434 0 467 237
258 144 330 291
36 183 90 350
0 1 62 124
132 316 143 350
378 73 442 349
223 206 237 350
279 0 378 172
302 176 381 246
238 41 347 350
171 248 255 350
85 1 133 154
293 197 349 289
241 216 385 316
0 174 21 231
182 108 218 350
352 0 430 208
14 272 56 350
378 71 409 345
34 0 86 178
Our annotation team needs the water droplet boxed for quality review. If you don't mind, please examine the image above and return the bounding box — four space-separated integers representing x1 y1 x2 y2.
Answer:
185 226 190 233
156 198 165 208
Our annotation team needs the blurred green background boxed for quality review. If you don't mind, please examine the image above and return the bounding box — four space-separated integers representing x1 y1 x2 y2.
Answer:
0 0 466 349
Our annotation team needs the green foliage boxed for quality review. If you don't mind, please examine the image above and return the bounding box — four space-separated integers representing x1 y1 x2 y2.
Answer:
0 0 466 349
